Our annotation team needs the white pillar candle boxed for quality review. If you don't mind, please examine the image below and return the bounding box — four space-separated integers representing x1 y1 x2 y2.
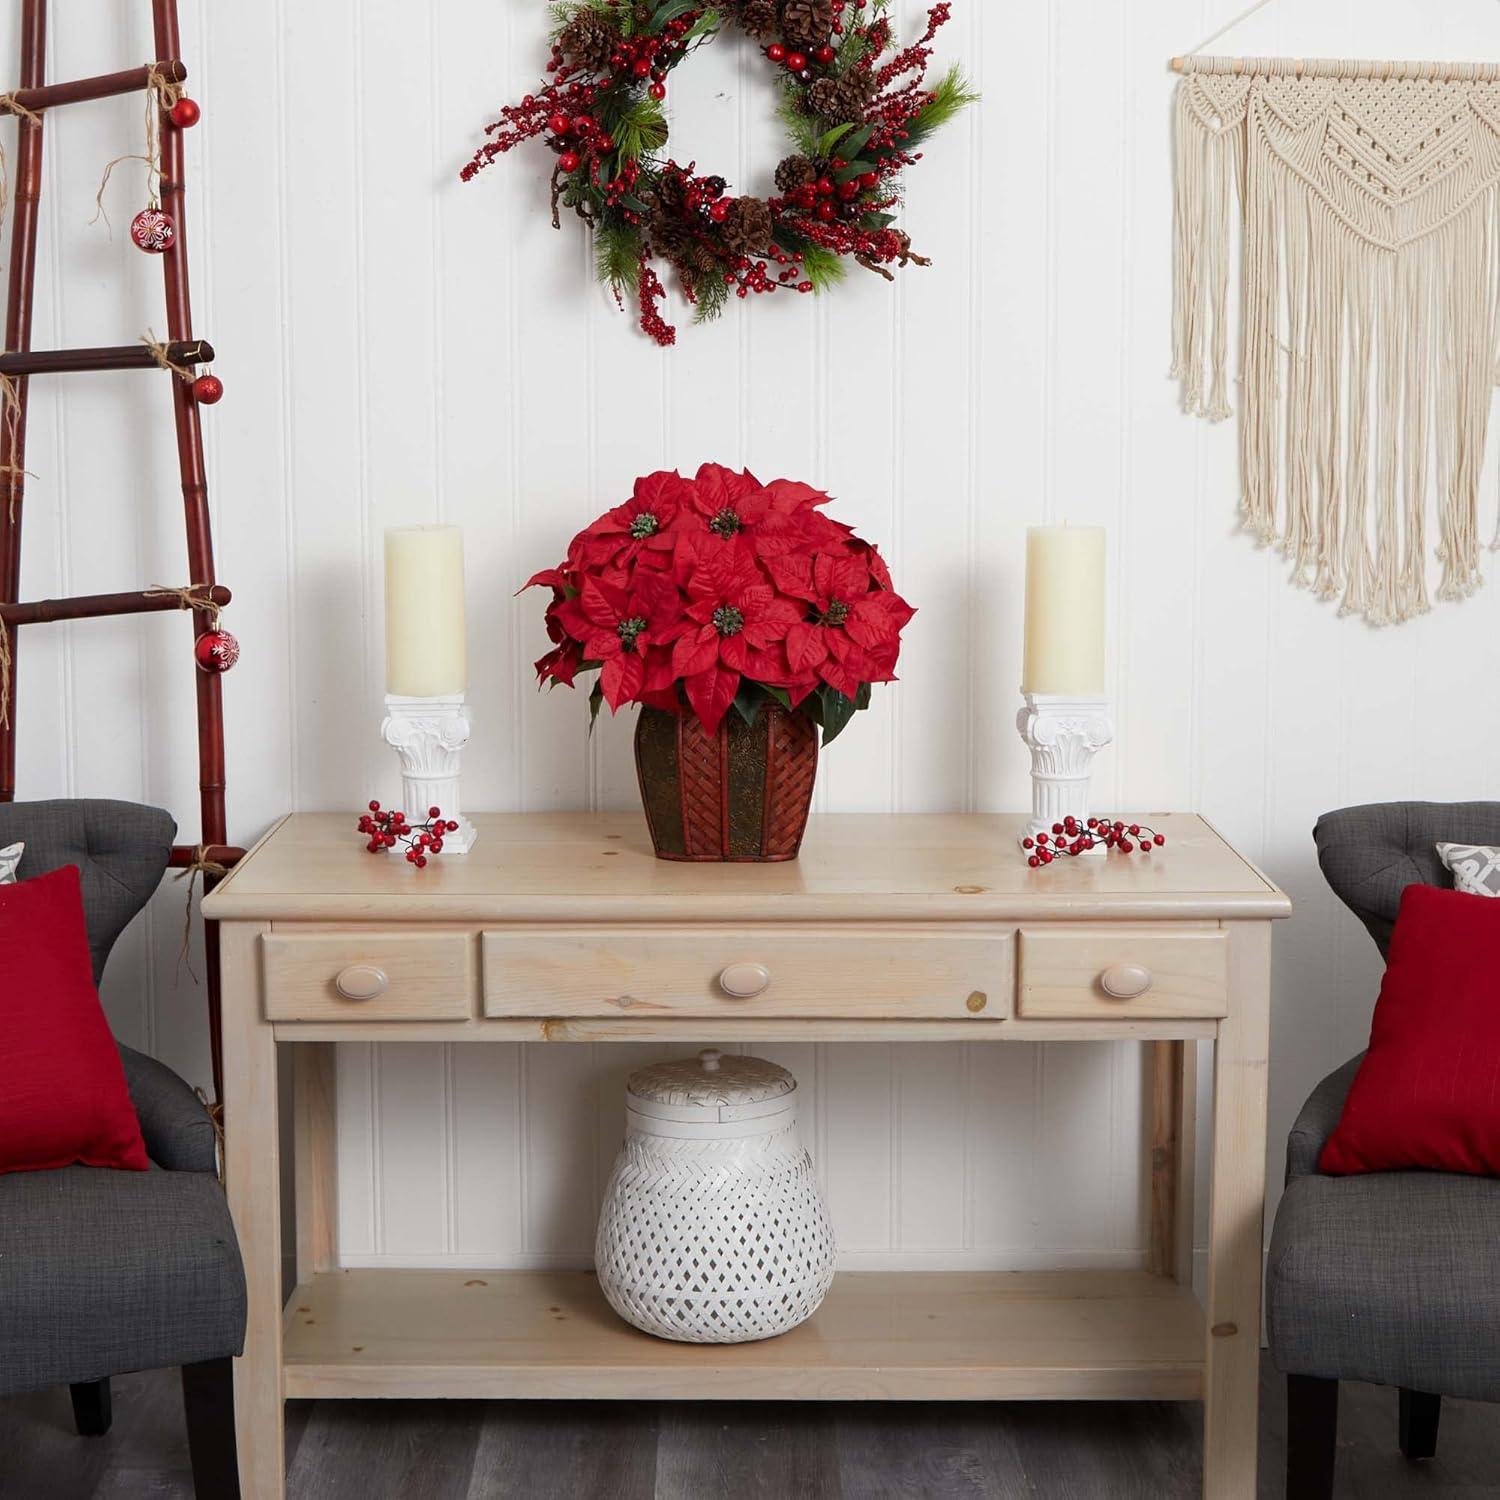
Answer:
384 525 467 697
1021 526 1106 695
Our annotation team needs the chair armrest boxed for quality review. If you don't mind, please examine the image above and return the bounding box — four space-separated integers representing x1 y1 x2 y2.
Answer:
119 1043 218 1174
1285 1054 1364 1181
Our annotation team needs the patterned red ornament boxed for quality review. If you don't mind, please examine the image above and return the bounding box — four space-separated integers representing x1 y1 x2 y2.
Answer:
130 207 175 254
192 374 224 405
169 97 201 128
193 628 239 674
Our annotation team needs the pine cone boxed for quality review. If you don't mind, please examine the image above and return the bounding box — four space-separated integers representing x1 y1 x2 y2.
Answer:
780 0 834 48
633 3 653 29
737 0 780 38
558 10 619 71
648 214 694 261
717 196 774 258
655 172 690 215
775 155 819 194
806 73 873 123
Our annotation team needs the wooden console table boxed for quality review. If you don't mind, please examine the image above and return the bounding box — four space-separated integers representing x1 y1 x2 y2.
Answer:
204 811 1290 1499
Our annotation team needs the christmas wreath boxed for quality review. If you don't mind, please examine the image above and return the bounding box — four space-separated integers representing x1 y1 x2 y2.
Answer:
461 0 974 346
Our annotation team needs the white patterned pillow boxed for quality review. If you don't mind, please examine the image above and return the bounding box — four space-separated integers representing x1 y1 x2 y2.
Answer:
1437 842 1500 898
0 841 21 884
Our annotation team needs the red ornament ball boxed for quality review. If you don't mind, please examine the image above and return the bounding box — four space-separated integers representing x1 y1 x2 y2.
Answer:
814 44 836 63
193 628 240 674
192 373 224 405
648 82 666 100
169 97 201 129
130 207 175 254
558 150 582 173
766 43 787 62
786 51 808 71
547 111 572 135
709 199 731 223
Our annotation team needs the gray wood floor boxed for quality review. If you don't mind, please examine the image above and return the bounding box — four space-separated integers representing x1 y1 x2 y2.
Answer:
2 1356 1497 1498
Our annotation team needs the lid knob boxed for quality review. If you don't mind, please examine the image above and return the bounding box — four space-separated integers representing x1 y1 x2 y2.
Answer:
698 1048 724 1073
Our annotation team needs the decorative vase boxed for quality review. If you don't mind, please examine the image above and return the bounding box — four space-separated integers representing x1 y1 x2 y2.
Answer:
595 1049 836 1344
633 704 817 863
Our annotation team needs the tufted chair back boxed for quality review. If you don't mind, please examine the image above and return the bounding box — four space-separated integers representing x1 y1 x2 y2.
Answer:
0 799 176 984
1314 801 1500 960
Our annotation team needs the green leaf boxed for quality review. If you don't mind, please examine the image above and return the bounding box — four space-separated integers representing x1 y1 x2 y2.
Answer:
818 686 860 745
761 684 794 710
587 681 605 733
861 211 896 229
731 684 766 728
840 124 875 161
817 121 857 156
649 0 698 29
835 158 876 184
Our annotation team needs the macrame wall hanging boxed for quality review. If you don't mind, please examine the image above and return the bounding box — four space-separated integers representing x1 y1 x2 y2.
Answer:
1170 4 1500 625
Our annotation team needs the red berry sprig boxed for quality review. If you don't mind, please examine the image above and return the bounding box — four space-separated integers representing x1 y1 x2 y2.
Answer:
357 801 460 870
1023 817 1167 868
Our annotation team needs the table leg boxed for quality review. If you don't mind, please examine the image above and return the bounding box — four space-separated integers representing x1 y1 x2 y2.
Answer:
1202 921 1271 1500
221 921 286 1500
294 1042 338 1283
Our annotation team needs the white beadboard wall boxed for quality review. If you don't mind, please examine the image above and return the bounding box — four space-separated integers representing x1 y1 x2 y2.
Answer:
6 0 1500 1277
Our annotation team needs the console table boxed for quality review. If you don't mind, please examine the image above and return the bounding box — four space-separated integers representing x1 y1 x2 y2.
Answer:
204 811 1290 1499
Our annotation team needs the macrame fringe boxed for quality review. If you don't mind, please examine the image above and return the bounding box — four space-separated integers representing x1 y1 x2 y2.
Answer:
1173 73 1500 625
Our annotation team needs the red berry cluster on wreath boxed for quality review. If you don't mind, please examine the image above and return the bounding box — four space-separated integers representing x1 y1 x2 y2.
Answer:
357 801 460 869
460 0 974 345
1024 817 1167 867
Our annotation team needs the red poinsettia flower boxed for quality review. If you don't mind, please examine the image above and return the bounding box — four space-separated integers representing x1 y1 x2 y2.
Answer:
555 569 683 710
666 547 802 732
769 548 915 700
577 470 689 574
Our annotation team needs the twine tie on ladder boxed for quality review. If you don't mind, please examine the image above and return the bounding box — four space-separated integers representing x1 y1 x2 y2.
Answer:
173 843 228 983
92 62 183 230
1170 27 1500 624
0 371 36 527
140 331 202 382
0 92 42 244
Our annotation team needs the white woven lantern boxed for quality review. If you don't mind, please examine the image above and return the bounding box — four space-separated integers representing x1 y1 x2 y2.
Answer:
595 1048 836 1344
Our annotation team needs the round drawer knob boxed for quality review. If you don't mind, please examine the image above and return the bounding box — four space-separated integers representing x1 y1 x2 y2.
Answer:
1100 963 1153 1000
335 964 389 1002
718 962 771 999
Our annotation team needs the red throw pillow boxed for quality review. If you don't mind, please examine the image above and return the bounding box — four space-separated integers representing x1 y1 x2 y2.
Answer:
0 864 148 1173
1322 883 1500 1177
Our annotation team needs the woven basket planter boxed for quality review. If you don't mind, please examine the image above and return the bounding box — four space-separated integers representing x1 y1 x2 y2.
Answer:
634 705 818 862
595 1050 836 1344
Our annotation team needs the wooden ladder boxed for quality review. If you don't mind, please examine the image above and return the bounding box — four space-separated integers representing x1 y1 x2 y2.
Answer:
0 0 243 1112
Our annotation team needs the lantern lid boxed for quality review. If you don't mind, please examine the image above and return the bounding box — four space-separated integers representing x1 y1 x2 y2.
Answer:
625 1049 796 1123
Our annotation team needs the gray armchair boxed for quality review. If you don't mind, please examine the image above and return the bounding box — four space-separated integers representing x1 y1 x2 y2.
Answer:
1267 801 1500 1499
0 800 245 1498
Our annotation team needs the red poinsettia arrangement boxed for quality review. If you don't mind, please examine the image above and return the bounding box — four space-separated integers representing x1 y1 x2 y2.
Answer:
527 463 914 742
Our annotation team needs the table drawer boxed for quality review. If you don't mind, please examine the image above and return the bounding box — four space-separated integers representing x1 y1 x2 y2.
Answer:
1017 926 1228 1020
263 931 474 1021
482 927 1013 1021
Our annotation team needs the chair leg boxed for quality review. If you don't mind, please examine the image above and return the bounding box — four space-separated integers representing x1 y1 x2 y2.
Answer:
1398 1387 1441 1461
180 1357 240 1500
1286 1373 1338 1500
68 1377 112 1436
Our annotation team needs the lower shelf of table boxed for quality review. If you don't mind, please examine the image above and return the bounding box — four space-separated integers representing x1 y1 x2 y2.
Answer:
280 1267 1205 1403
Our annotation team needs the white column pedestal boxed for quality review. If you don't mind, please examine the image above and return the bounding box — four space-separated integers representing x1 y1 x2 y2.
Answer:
380 693 478 853
1015 692 1114 852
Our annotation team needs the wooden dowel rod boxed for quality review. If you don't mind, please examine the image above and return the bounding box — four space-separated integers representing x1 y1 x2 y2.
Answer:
1171 55 1500 81
168 844 244 871
0 340 213 376
1 60 186 113
0 584 230 626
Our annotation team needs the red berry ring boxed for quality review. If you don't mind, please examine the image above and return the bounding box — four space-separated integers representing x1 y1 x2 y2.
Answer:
460 0 975 346
357 801 461 870
1024 817 1167 867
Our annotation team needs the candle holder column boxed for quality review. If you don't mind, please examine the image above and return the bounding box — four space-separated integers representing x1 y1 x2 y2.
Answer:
1016 693 1114 848
380 694 479 853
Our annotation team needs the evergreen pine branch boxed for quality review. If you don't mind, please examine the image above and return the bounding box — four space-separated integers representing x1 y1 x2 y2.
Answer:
798 241 846 292
774 81 821 156
690 269 731 323
595 220 644 294
904 65 979 146
611 96 670 159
